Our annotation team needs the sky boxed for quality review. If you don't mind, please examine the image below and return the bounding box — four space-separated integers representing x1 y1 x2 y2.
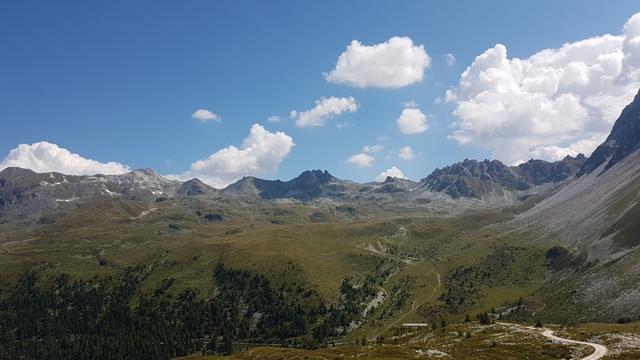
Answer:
2 1 640 187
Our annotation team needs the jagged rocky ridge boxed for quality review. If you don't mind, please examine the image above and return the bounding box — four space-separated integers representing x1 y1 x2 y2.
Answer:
420 155 587 198
0 156 578 213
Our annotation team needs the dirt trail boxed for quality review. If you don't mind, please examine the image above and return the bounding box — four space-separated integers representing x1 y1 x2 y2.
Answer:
499 322 608 360
542 329 608 360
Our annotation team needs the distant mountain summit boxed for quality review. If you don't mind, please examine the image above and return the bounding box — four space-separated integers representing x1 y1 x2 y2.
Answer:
292 169 336 185
0 167 177 222
420 156 586 199
579 88 640 176
0 167 181 202
107 168 180 199
421 159 521 198
376 177 419 193
176 178 217 198
223 170 346 200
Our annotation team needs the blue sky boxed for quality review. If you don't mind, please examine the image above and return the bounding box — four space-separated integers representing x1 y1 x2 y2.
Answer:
2 1 640 186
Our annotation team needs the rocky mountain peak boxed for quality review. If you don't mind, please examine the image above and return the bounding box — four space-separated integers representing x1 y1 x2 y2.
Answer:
291 170 336 185
221 170 343 200
375 176 418 194
129 168 163 179
383 176 399 184
176 178 217 197
420 158 521 198
421 155 586 199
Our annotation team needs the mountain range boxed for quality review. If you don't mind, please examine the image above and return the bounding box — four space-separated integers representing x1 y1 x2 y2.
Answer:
0 143 590 222
3 89 640 358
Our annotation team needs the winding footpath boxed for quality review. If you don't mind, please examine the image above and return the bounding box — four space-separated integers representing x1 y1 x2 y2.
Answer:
541 328 608 360
499 322 608 360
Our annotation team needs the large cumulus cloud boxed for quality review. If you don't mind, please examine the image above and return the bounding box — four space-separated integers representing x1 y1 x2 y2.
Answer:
447 13 640 164
0 142 130 175
169 124 294 188
324 37 431 89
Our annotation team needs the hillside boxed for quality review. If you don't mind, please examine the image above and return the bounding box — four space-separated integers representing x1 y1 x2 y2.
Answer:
502 98 640 323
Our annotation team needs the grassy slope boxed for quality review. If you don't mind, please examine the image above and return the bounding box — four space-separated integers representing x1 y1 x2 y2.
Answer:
0 198 553 342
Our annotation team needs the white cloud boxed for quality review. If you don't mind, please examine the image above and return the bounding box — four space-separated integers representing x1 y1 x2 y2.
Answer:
363 144 384 153
404 100 419 108
0 141 130 175
527 134 607 163
376 166 406 181
445 53 456 66
324 37 431 88
397 108 429 134
447 12 640 164
291 96 358 128
398 146 415 160
267 115 282 123
347 153 374 168
169 124 294 188
192 109 220 123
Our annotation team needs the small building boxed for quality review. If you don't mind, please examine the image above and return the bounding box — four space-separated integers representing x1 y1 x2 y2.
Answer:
402 323 429 328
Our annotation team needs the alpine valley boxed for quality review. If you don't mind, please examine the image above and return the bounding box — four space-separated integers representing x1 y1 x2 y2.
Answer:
4 92 640 359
